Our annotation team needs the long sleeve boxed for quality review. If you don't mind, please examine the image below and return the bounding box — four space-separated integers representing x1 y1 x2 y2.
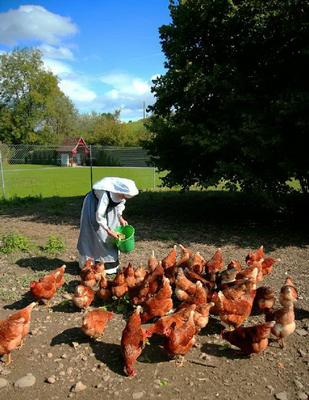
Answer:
95 191 109 229
116 200 126 217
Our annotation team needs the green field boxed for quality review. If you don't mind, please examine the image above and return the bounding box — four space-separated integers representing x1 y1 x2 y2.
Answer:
0 164 161 198
0 163 302 199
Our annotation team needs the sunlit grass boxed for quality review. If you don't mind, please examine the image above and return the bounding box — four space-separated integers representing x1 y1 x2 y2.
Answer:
1 165 163 198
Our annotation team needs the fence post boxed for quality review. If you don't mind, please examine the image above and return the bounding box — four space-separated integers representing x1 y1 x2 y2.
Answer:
0 151 6 198
89 144 93 190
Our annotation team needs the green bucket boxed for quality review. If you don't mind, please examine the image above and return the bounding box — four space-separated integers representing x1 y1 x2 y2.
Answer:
115 225 135 253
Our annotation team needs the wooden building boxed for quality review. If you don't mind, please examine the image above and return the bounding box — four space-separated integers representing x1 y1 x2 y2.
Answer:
57 137 90 166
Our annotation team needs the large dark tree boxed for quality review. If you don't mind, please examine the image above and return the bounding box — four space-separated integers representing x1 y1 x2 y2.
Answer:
146 0 309 193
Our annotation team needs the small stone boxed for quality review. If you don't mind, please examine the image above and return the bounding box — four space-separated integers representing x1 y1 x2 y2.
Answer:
47 353 53 358
15 373 36 388
0 368 10 376
46 376 56 384
275 392 288 400
59 371 65 377
296 329 308 337
95 383 103 389
298 349 307 357
132 392 144 400
294 380 304 390
103 374 110 382
297 393 308 400
62 293 72 300
71 381 87 392
33 349 39 355
0 378 8 389
267 385 275 394
61 354 67 359
67 368 73 376
71 342 79 349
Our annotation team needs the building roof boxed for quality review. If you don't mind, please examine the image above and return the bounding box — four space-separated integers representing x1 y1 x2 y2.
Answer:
57 137 90 154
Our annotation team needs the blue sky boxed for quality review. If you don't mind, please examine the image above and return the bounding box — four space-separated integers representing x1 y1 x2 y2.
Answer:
0 0 171 121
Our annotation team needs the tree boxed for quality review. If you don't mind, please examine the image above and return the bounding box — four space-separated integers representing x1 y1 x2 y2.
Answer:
76 111 122 145
76 111 149 147
0 48 76 144
43 92 78 144
145 0 309 193
120 119 151 146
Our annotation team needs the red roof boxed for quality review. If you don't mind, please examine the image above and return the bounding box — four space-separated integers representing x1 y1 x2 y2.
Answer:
57 137 90 154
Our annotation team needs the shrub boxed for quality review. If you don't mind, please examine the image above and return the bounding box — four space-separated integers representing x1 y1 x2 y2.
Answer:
0 232 32 254
42 235 65 255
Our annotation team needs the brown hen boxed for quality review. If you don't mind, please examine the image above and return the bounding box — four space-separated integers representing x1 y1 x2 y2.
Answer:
265 303 296 348
82 309 113 339
30 274 57 305
121 306 148 377
72 285 95 309
8 302 36 347
163 310 197 366
0 316 25 364
141 276 173 323
206 248 224 280
222 321 275 355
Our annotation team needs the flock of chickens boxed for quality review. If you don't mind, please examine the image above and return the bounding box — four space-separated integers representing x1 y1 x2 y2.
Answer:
0 245 298 378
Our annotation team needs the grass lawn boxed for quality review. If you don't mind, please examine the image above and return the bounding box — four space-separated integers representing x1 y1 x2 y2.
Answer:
0 165 161 198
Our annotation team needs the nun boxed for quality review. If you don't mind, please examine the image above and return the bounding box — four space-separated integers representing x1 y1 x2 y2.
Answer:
77 177 139 274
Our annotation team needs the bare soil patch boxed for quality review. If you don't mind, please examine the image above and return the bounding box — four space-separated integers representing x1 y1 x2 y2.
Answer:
0 214 308 400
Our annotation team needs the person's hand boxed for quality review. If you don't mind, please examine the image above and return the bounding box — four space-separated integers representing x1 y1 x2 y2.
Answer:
107 228 120 239
119 215 128 226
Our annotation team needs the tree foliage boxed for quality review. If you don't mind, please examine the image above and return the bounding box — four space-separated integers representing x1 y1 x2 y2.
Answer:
0 48 77 144
145 0 309 193
77 112 149 146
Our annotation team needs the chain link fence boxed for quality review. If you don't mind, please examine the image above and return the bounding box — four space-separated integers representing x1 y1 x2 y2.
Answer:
0 142 158 199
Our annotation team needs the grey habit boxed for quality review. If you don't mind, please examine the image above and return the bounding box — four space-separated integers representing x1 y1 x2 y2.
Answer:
77 191 120 265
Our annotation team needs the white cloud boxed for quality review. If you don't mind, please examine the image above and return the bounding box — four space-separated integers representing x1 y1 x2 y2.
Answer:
106 89 120 100
0 5 77 45
100 73 150 97
43 58 73 76
59 79 97 102
78 71 161 120
39 44 74 60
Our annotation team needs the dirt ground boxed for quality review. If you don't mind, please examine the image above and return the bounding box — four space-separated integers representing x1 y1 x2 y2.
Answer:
0 213 308 400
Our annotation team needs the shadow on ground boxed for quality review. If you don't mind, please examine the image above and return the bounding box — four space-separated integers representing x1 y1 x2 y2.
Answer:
1 191 309 250
51 327 89 347
16 257 79 276
51 328 125 375
4 291 34 310
201 342 250 360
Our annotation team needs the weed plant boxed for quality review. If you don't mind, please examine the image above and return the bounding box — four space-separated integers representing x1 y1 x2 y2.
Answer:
42 235 65 255
0 232 32 254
